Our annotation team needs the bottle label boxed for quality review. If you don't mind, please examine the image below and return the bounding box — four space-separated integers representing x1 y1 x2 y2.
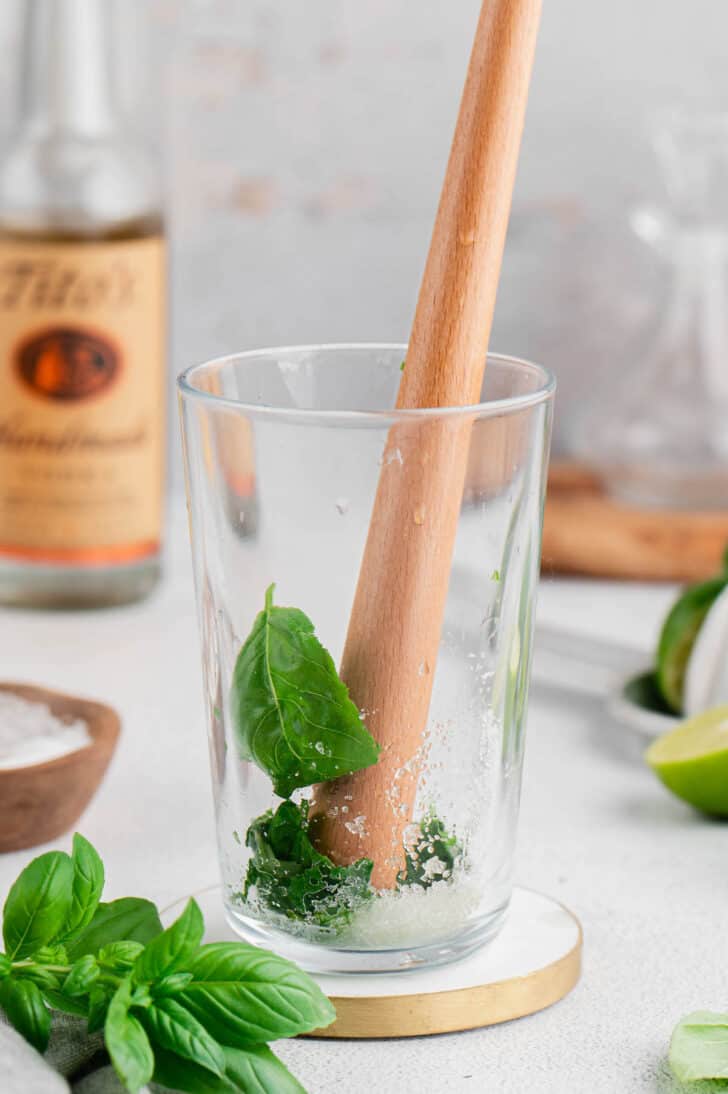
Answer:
0 234 165 564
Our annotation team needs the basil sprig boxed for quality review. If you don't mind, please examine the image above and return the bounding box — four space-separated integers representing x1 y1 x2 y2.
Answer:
0 834 334 1093
230 584 380 798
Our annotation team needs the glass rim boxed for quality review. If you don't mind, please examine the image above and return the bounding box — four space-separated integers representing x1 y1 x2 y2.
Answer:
177 343 556 423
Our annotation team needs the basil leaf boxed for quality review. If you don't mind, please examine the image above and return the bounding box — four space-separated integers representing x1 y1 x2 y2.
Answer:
179 941 335 1043
134 898 203 983
0 977 52 1052
56 834 104 943
670 1011 728 1081
12 965 60 990
98 940 145 972
153 1044 308 1094
244 800 373 928
68 897 162 960
87 985 111 1033
131 984 153 1009
42 988 89 1018
32 944 68 964
153 971 194 997
0 953 11 978
140 997 225 1077
230 584 379 798
63 955 99 997
153 1047 233 1094
2 851 74 959
224 1043 307 1094
105 978 155 1093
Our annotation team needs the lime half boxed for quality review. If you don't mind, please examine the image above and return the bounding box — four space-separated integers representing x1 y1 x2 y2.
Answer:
656 576 727 713
646 706 728 816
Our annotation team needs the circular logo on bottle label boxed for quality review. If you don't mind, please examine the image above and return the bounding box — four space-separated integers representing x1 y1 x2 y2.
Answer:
15 326 121 401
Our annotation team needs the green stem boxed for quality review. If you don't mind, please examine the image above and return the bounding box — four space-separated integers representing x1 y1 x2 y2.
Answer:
10 960 122 989
11 961 71 974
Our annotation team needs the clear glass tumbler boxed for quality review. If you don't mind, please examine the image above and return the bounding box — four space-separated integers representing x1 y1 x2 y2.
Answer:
179 345 554 973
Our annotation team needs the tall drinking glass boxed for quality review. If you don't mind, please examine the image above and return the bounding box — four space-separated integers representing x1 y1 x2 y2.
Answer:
179 345 554 974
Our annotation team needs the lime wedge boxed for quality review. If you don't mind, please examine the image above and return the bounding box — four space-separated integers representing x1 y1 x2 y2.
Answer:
646 706 728 815
656 577 727 713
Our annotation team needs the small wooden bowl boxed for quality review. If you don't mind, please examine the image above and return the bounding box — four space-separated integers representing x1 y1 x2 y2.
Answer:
0 683 120 853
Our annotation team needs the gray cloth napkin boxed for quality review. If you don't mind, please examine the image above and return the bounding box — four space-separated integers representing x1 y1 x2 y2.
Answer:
0 1014 164 1094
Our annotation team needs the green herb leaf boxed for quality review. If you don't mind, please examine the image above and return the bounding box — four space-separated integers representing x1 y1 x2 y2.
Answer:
31 943 68 964
56 834 104 943
105 978 155 1093
68 897 162 960
134 898 203 983
131 984 153 1008
399 811 462 888
223 1042 307 1094
11 964 61 990
141 996 226 1078
153 1047 232 1094
63 954 99 997
42 988 89 1018
0 977 52 1052
87 985 111 1033
231 584 379 798
670 1011 728 1081
0 953 11 978
98 940 145 973
2 851 74 959
153 971 194 997
179 941 335 1044
244 800 373 928
154 1043 308 1094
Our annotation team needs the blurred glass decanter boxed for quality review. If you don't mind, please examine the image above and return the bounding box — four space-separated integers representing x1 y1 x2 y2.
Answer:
578 109 728 509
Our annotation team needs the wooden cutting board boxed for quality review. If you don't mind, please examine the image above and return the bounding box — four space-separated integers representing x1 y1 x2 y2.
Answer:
542 461 728 582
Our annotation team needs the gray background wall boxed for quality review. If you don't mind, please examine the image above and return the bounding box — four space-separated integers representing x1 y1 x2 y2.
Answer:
2 0 728 456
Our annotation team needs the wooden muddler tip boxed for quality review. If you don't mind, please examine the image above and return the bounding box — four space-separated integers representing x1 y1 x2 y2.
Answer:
311 0 542 888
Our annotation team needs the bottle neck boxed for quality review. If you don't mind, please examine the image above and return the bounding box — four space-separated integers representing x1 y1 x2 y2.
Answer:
21 0 117 138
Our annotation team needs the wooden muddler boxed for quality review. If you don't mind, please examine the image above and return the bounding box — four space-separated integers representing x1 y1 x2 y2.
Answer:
311 0 542 888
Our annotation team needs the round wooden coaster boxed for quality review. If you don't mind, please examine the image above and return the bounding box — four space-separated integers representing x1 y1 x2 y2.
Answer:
168 886 581 1039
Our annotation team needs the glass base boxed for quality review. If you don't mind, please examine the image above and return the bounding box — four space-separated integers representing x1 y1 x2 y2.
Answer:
0 555 162 609
223 900 510 975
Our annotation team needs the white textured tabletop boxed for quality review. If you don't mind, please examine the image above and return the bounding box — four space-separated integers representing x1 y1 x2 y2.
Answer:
0 505 719 1094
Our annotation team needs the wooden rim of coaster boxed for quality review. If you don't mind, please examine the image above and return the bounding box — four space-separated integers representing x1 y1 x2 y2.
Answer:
309 903 582 1039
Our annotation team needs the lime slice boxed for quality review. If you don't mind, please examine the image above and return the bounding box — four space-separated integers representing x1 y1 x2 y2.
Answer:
656 576 727 713
646 706 728 815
